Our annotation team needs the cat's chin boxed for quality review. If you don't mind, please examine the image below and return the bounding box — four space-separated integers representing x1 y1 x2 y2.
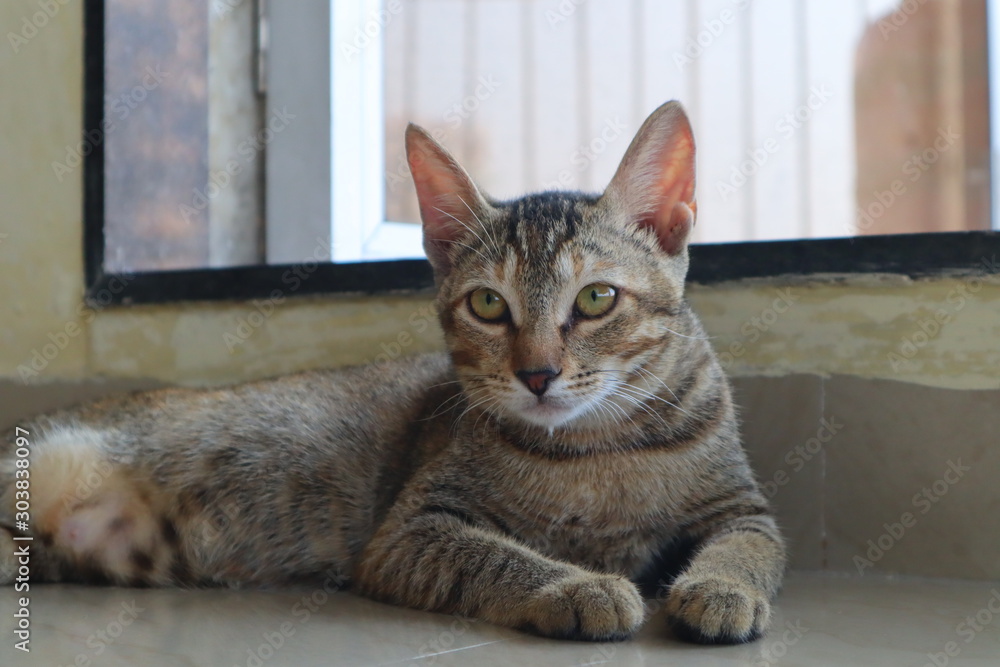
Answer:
511 399 590 431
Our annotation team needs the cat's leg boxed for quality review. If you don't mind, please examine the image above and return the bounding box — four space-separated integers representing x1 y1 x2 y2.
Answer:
355 505 646 641
1 425 173 586
663 496 786 644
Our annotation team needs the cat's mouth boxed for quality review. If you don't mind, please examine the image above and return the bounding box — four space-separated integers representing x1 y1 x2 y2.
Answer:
514 394 585 429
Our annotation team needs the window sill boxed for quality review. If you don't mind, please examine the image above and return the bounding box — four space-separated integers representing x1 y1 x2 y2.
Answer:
85 231 1000 306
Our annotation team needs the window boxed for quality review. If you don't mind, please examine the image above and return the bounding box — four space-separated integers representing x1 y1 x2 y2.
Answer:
85 0 1000 305
265 0 423 264
98 0 263 273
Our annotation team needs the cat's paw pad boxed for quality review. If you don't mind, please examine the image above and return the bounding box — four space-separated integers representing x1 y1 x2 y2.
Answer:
665 575 771 644
522 573 645 641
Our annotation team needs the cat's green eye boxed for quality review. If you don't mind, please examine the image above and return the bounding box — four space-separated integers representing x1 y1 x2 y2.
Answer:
469 288 509 321
575 284 617 318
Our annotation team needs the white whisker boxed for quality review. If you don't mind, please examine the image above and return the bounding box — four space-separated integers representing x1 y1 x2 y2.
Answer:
425 386 480 419
635 366 682 404
456 194 503 260
599 393 633 427
432 386 489 423
454 392 496 427
609 387 669 430
472 396 504 437
617 382 694 419
425 379 462 390
434 206 497 262
437 236 491 265
663 326 713 341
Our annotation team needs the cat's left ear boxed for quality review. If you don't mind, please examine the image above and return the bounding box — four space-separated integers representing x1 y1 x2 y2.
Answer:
602 101 697 257
406 124 490 278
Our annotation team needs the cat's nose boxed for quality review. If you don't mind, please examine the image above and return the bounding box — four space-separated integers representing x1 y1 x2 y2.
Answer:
516 368 561 396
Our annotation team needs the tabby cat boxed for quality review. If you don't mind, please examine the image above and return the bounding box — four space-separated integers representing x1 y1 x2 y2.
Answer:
1 101 784 644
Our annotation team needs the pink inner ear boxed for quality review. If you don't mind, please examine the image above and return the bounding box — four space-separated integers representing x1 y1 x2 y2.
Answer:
635 153 697 257
645 202 696 256
645 132 696 256
405 124 486 277
604 102 698 257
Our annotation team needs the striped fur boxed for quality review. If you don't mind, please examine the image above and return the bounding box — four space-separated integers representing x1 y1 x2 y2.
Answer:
1 102 784 644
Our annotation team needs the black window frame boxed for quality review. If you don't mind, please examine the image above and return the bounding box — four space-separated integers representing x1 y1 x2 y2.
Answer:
84 0 1000 307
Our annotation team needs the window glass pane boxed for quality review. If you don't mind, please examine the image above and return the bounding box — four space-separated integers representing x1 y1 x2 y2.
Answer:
382 0 990 244
104 0 261 272
102 0 993 272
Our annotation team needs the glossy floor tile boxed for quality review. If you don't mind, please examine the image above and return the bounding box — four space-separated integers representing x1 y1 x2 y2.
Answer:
2 572 998 666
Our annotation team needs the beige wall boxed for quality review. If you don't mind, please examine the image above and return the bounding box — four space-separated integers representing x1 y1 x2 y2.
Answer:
2 0 998 392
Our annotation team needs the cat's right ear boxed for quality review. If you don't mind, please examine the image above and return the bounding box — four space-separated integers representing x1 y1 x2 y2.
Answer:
406 124 489 278
601 101 697 260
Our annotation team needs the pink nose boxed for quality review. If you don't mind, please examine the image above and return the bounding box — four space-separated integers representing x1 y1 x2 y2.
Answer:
516 368 561 396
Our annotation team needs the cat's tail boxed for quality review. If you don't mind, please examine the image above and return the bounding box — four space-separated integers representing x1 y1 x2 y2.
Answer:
1 425 170 585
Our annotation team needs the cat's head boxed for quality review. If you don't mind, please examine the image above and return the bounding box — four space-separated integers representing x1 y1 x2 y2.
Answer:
407 101 698 432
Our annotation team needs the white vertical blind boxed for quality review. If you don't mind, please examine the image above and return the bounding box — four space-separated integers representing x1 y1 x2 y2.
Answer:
383 0 881 244
532 1 581 193
468 1 527 199
747 0 803 242
992 0 1000 230
803 1 863 239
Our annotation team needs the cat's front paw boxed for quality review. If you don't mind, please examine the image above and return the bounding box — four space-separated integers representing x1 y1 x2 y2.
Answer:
665 575 771 644
521 573 645 641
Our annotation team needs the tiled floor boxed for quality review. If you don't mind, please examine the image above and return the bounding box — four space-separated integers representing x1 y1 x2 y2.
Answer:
2 572 998 666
